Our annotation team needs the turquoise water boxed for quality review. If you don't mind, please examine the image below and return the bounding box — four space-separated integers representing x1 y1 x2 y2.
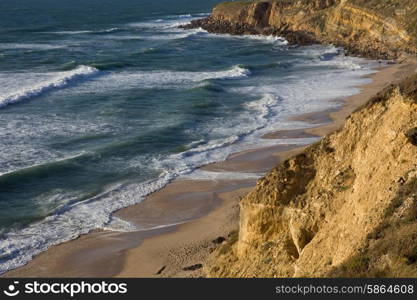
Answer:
0 0 378 273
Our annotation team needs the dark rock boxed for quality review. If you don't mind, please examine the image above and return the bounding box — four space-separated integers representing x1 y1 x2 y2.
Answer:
179 17 319 47
182 263 203 271
405 251 417 265
156 265 166 275
405 128 417 146
212 236 226 244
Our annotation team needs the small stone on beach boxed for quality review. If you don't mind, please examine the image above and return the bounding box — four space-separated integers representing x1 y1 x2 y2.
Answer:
212 236 226 244
182 264 203 271
156 265 166 275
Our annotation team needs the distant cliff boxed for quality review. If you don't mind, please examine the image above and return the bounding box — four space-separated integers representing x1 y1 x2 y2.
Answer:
184 0 417 59
184 0 417 277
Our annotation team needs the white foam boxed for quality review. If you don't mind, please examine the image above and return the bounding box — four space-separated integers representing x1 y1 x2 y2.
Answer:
46 27 121 35
101 27 121 33
0 66 248 176
301 44 341 57
71 65 250 92
203 32 288 45
133 221 187 232
135 28 207 41
148 52 373 181
128 15 196 29
234 51 377 137
0 43 66 50
152 136 239 175
315 54 367 70
299 45 380 71
0 176 171 274
126 13 208 30
235 35 288 45
101 216 138 232
244 94 280 121
46 30 92 35
194 13 210 17
0 114 115 176
0 65 100 108
103 34 144 40
180 169 263 181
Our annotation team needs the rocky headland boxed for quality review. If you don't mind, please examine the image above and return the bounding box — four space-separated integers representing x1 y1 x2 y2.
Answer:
182 0 417 59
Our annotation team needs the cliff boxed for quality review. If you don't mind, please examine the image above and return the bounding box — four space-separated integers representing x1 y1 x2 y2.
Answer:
205 75 417 277
184 0 417 59
189 0 417 277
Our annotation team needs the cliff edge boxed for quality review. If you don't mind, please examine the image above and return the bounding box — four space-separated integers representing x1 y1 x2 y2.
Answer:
193 0 417 277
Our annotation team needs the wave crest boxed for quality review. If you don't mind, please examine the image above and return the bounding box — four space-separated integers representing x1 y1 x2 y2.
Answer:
0 65 99 108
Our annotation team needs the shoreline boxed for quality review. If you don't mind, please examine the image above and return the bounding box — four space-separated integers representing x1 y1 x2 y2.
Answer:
4 57 415 278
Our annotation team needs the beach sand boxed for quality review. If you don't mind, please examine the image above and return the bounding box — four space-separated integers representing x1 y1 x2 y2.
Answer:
4 57 416 278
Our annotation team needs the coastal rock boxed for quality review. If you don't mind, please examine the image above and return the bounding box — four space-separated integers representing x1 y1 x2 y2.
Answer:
406 128 417 146
183 264 203 271
156 266 166 275
212 237 226 244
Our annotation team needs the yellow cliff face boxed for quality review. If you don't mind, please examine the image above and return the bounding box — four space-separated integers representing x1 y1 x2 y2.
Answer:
205 76 417 278
208 0 417 58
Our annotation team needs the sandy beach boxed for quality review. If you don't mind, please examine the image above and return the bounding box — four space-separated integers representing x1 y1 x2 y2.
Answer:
4 56 416 278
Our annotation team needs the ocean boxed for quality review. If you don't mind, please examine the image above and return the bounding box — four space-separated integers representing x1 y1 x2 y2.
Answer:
0 0 378 273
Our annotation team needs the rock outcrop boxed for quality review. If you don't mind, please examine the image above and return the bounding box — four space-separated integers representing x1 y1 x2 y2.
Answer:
205 75 417 277
183 0 417 59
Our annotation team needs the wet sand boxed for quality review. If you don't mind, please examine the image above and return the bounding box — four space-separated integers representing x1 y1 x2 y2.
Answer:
4 57 416 278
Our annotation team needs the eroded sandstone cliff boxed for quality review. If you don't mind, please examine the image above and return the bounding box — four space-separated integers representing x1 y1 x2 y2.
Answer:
184 0 417 59
205 75 417 277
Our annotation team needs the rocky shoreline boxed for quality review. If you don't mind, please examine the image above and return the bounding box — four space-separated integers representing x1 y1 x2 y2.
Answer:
181 16 398 60
180 0 417 60
180 17 319 46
